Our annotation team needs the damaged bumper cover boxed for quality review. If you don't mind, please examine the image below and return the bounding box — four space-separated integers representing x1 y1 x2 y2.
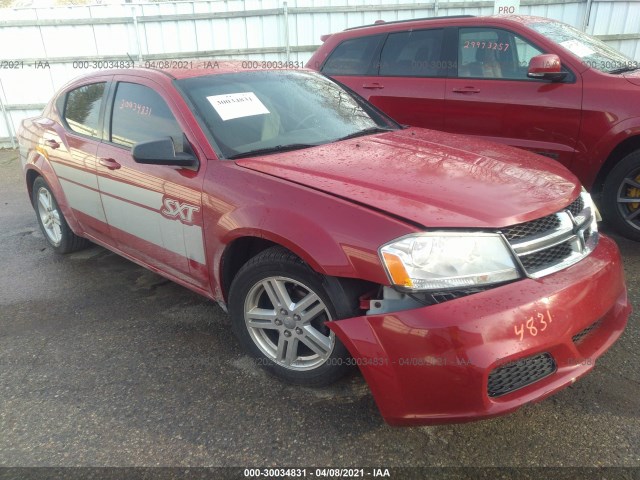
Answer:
328 235 631 425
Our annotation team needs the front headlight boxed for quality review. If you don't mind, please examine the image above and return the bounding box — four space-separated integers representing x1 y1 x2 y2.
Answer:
379 232 521 291
581 187 601 222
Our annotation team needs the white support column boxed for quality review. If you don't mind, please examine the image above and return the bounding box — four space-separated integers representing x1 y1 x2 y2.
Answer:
0 79 16 150
283 1 290 62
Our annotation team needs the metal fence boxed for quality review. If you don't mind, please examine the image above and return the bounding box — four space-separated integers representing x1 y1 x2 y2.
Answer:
1 0 639 146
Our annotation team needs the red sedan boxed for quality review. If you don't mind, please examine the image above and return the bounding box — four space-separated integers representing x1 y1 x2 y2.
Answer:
18 64 631 425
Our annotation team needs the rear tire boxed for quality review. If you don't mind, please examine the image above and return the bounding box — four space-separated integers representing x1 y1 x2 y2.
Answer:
601 151 640 241
32 176 90 253
228 246 356 386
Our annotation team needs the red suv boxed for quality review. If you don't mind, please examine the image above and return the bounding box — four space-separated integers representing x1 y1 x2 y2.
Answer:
18 65 630 425
307 15 640 240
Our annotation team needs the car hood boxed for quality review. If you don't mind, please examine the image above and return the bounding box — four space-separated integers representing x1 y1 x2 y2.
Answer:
236 128 580 229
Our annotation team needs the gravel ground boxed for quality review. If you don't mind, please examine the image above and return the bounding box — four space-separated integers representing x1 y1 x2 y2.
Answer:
0 148 638 478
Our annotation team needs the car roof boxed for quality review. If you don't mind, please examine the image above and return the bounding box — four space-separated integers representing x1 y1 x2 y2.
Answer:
67 61 311 84
327 14 552 37
162 61 266 79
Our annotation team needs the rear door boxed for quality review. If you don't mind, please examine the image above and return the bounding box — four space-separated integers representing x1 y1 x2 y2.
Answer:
95 76 208 288
47 78 111 240
369 28 448 130
321 30 448 130
444 26 583 168
320 35 387 108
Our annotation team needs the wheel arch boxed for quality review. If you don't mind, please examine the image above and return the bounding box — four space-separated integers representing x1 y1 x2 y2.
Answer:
592 134 640 197
25 167 40 207
219 236 278 302
218 236 378 311
24 162 84 236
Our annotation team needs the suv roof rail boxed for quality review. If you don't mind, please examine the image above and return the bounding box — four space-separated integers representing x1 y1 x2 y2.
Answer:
344 15 475 31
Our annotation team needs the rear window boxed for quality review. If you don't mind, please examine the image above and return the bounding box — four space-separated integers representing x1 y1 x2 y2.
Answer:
321 35 383 75
379 29 444 77
64 83 105 138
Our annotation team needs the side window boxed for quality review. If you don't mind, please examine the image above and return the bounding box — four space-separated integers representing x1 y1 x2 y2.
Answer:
64 83 105 138
458 28 543 80
321 35 383 75
111 82 183 151
379 29 444 77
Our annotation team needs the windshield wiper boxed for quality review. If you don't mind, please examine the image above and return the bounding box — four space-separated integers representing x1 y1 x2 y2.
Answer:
228 143 318 159
335 126 396 142
608 66 639 74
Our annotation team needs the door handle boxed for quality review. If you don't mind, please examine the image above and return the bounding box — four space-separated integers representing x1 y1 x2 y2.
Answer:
44 139 60 149
362 83 384 89
452 87 481 94
98 157 121 170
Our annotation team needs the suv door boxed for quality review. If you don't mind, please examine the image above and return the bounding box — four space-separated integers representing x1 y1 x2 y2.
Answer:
95 77 208 288
320 35 387 107
47 78 111 240
321 30 448 131
371 28 448 130
444 26 582 168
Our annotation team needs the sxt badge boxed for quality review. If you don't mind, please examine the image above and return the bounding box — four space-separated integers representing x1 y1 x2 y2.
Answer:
161 198 200 224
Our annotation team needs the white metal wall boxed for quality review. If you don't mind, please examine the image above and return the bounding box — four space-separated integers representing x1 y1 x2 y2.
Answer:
1 0 639 144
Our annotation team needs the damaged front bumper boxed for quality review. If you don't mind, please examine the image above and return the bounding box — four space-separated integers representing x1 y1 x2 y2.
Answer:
328 235 631 425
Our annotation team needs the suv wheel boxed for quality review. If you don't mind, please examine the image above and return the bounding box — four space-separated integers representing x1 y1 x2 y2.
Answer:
602 151 640 241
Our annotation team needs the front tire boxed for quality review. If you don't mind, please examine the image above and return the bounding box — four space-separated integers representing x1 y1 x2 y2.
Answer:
602 151 640 241
32 176 90 253
228 247 355 386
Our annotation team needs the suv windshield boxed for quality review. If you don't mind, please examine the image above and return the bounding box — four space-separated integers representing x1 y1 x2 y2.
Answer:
177 70 399 158
527 20 637 74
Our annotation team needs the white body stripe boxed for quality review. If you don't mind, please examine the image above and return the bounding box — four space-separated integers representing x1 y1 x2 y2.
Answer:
101 195 206 264
52 162 100 190
52 161 206 266
58 179 107 222
99 176 163 210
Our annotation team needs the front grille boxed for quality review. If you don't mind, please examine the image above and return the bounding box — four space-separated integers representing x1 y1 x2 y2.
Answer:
503 193 598 278
572 319 603 344
502 214 560 241
519 243 573 271
488 353 557 397
567 196 584 217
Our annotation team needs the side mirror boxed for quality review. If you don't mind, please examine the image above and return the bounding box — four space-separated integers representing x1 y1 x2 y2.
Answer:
527 54 568 82
132 137 197 167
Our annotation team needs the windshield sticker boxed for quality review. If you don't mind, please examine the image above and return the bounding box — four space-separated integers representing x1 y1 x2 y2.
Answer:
560 39 595 58
206 92 269 121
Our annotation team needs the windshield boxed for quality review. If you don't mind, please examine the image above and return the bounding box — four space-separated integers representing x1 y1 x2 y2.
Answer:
527 20 637 73
177 70 399 158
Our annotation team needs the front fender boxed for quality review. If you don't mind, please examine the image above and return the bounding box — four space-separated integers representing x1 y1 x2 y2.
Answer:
203 162 418 295
582 117 640 188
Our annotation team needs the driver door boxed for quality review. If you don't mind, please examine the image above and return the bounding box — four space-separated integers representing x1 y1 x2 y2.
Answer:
95 77 208 288
444 27 582 168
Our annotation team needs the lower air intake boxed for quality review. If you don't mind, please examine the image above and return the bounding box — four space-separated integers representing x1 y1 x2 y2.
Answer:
572 319 603 344
488 353 557 397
